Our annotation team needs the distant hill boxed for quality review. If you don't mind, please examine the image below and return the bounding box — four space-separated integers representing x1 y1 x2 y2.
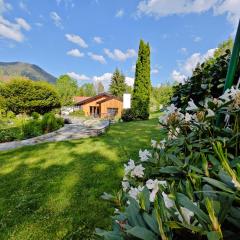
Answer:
0 62 57 83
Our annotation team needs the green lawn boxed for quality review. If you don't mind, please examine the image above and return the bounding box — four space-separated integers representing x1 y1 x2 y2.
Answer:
0 117 162 240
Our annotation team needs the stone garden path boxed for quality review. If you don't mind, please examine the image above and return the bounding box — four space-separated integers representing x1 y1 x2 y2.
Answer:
0 119 110 151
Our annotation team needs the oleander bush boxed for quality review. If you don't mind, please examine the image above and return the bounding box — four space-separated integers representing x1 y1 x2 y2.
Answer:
97 86 240 240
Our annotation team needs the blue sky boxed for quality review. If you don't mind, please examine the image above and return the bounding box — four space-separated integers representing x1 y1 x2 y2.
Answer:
0 0 239 88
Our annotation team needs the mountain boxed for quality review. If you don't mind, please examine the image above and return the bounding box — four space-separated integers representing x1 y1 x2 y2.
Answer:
0 62 57 83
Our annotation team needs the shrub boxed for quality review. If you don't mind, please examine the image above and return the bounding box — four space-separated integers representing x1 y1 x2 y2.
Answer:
41 112 64 133
121 109 135 122
22 120 42 139
0 127 22 143
31 112 40 120
69 109 85 117
97 87 240 239
1 78 61 114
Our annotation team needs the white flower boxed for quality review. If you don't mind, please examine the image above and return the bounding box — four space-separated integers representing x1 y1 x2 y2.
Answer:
131 164 145 178
114 208 120 214
176 207 194 224
184 113 192 122
219 89 231 102
139 149 152 162
162 192 175 209
151 139 157 148
128 186 144 200
157 139 166 150
186 99 198 111
124 159 135 175
159 114 168 125
122 181 130 192
166 104 177 114
206 109 215 117
146 179 167 202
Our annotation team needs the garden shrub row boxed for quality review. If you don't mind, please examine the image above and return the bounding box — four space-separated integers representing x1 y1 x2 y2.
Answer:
0 112 64 143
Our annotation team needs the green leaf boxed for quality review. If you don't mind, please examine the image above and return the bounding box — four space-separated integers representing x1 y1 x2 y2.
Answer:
166 221 203 233
126 226 158 240
142 212 160 235
207 231 222 240
95 228 124 240
202 177 235 194
159 166 183 174
176 193 210 223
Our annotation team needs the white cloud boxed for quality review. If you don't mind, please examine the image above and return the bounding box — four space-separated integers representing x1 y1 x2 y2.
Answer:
67 72 90 81
65 33 88 48
67 49 84 58
93 72 112 82
214 0 240 31
193 36 202 42
115 9 124 18
104 48 137 61
35 22 43 27
171 70 186 84
50 11 63 29
15 18 31 31
0 16 26 42
151 68 159 74
93 36 103 44
88 52 106 64
0 0 12 14
19 1 30 14
137 0 217 18
137 0 240 30
180 47 187 54
171 48 216 83
125 76 134 86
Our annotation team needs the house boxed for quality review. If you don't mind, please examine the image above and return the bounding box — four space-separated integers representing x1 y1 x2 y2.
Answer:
74 93 123 118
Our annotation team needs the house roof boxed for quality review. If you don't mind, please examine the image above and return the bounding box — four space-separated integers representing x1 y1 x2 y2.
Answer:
75 92 113 105
73 96 90 103
97 96 122 104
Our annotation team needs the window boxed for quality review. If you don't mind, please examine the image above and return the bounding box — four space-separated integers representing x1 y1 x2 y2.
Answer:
107 108 118 116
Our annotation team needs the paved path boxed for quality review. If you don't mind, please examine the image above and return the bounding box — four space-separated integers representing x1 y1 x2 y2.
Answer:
0 119 110 151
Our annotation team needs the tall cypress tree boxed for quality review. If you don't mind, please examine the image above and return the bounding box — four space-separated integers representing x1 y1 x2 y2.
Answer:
132 40 151 120
109 68 127 97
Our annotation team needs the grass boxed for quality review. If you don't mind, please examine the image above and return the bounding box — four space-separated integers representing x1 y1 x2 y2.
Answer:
0 117 163 240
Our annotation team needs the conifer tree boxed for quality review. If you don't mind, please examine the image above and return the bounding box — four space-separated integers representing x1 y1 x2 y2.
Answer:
109 68 127 97
131 39 151 120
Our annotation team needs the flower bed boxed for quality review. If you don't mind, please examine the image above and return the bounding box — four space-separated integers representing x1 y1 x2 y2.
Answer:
97 87 240 240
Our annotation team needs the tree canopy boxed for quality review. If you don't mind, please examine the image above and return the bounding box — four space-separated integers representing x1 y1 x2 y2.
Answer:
56 75 78 106
109 68 127 97
77 83 96 97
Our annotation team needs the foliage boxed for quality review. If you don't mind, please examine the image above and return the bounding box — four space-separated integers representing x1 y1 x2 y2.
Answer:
69 109 85 117
109 69 127 97
171 39 238 110
56 75 78 106
31 112 40 120
97 86 240 240
0 117 161 239
22 120 42 139
132 40 151 120
1 77 61 114
77 83 97 97
41 112 64 133
0 127 22 143
150 85 173 112
0 112 64 142
96 81 105 94
121 109 136 122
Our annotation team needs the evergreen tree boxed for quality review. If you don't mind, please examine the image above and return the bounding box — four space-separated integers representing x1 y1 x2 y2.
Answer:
109 68 127 97
131 39 151 120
